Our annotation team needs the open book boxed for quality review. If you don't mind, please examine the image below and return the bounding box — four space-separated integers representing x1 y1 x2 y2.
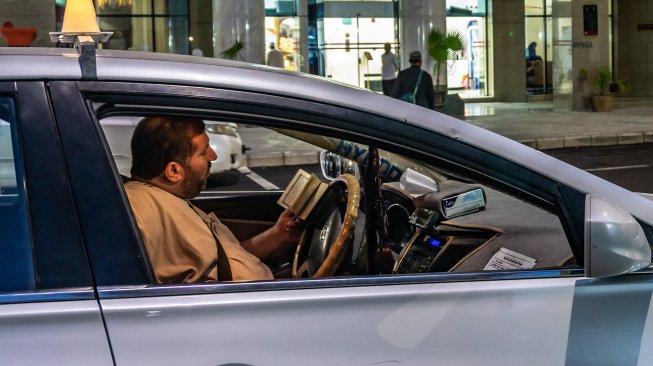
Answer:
277 169 328 220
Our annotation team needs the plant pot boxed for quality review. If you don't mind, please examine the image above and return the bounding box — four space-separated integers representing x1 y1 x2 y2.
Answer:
434 84 447 108
592 95 613 112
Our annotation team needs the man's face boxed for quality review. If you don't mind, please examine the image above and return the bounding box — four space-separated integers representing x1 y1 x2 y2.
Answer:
179 132 217 198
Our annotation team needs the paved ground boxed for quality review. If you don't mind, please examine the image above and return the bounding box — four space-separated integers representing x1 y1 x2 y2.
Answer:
239 96 653 166
464 97 653 149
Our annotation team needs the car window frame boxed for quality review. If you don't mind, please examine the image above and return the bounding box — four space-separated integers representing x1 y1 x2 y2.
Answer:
0 81 96 304
68 80 586 294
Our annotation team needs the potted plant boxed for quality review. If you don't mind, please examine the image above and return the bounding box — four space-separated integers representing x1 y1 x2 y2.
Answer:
591 69 612 112
427 29 465 108
591 69 627 112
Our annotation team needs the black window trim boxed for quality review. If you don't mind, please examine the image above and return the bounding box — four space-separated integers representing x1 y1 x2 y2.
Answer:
17 82 95 290
0 287 96 305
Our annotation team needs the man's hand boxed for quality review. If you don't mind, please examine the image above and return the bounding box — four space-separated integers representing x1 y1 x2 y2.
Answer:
241 208 305 260
276 208 305 244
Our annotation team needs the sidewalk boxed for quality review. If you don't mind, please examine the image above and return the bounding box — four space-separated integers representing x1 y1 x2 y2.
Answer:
240 97 653 167
464 97 653 150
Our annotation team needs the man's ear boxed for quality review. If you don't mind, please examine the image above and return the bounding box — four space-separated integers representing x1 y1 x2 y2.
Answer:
163 162 184 183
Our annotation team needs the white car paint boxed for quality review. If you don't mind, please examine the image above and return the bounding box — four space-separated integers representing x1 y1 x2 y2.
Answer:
100 116 243 176
0 299 113 365
101 277 577 366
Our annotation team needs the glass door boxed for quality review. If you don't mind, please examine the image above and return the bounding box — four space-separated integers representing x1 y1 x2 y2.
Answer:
525 0 553 95
322 16 396 92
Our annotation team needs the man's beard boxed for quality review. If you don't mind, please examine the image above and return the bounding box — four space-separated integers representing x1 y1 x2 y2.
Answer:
179 162 210 199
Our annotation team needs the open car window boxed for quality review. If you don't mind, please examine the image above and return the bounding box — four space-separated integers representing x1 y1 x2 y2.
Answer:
99 115 579 283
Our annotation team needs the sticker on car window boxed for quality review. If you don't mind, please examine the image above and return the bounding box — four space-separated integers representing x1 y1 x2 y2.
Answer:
483 247 536 270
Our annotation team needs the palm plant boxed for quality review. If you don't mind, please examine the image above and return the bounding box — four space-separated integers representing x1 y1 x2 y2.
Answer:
221 40 245 61
427 29 465 91
593 69 612 96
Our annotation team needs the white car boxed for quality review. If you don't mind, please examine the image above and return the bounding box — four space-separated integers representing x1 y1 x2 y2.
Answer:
100 116 243 176
2 46 653 365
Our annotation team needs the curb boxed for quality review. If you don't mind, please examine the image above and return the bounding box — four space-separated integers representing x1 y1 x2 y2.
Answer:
518 131 653 151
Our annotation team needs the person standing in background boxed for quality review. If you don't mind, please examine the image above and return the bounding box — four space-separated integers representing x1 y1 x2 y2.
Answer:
266 42 284 68
391 50 435 109
381 42 399 96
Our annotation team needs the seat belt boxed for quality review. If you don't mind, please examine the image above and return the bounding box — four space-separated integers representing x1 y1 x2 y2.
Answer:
188 202 233 281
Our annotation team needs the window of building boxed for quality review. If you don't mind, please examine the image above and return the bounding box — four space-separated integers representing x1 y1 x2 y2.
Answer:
446 0 488 98
308 0 398 91
95 0 190 54
0 97 35 292
525 0 552 95
265 16 302 71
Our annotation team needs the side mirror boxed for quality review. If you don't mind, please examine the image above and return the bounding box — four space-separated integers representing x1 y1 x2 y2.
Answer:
585 194 652 278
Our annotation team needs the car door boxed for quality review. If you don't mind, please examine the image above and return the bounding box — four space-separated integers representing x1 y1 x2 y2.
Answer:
0 82 114 365
52 80 653 365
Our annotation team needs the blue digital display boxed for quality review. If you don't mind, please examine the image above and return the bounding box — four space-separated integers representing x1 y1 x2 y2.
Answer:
428 237 441 247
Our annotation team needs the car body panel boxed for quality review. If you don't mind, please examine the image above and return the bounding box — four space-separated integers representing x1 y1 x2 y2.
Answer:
0 296 113 365
100 277 577 366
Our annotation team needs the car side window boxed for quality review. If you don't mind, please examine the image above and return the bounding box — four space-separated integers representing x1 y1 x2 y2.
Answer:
375 149 576 274
95 109 578 285
0 97 35 292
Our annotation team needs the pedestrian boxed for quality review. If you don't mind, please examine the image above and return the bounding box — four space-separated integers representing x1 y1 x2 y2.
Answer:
525 41 542 62
266 42 284 68
381 42 399 96
391 50 435 109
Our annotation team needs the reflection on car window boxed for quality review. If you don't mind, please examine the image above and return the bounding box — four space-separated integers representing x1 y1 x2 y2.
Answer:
0 97 35 292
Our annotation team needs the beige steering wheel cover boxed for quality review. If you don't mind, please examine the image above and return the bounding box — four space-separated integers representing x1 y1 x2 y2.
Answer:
293 174 360 278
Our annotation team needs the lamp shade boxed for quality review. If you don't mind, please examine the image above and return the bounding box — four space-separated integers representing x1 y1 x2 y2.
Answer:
1 22 37 46
61 0 100 33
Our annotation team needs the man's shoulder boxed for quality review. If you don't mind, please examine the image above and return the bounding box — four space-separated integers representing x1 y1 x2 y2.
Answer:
125 181 184 210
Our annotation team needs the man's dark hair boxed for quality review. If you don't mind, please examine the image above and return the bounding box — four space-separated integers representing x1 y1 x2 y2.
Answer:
130 116 205 179
409 50 422 64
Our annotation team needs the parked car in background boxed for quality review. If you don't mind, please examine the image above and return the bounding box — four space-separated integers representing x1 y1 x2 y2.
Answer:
100 116 243 176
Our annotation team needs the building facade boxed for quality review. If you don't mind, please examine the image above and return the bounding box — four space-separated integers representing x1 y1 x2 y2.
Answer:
2 0 652 110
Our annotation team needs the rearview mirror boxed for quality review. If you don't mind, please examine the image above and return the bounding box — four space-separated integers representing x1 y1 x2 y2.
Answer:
585 194 652 278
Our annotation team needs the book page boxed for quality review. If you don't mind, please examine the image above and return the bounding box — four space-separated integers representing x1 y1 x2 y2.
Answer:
279 172 310 209
278 169 327 220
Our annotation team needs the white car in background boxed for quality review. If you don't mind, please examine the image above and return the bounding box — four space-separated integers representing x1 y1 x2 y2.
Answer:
100 116 244 176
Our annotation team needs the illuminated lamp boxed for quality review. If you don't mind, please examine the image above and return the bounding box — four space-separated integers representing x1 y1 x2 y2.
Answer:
50 0 112 44
49 0 113 81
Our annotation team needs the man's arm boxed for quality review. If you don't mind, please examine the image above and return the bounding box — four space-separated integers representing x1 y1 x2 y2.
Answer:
241 209 303 260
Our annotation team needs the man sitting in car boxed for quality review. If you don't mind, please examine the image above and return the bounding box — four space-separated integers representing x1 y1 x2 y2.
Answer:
124 116 303 283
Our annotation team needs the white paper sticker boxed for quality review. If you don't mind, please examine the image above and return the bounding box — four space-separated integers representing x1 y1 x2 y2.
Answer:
483 247 536 271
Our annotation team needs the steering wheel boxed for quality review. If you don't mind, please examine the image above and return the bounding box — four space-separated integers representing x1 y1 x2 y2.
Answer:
292 174 360 278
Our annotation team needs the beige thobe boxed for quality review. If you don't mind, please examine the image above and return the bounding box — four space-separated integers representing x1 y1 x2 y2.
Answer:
124 181 273 283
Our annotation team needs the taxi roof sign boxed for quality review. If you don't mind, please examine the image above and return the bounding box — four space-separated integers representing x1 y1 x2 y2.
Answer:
49 0 112 44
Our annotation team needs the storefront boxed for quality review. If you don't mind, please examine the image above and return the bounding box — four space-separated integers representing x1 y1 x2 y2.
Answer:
445 0 488 98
